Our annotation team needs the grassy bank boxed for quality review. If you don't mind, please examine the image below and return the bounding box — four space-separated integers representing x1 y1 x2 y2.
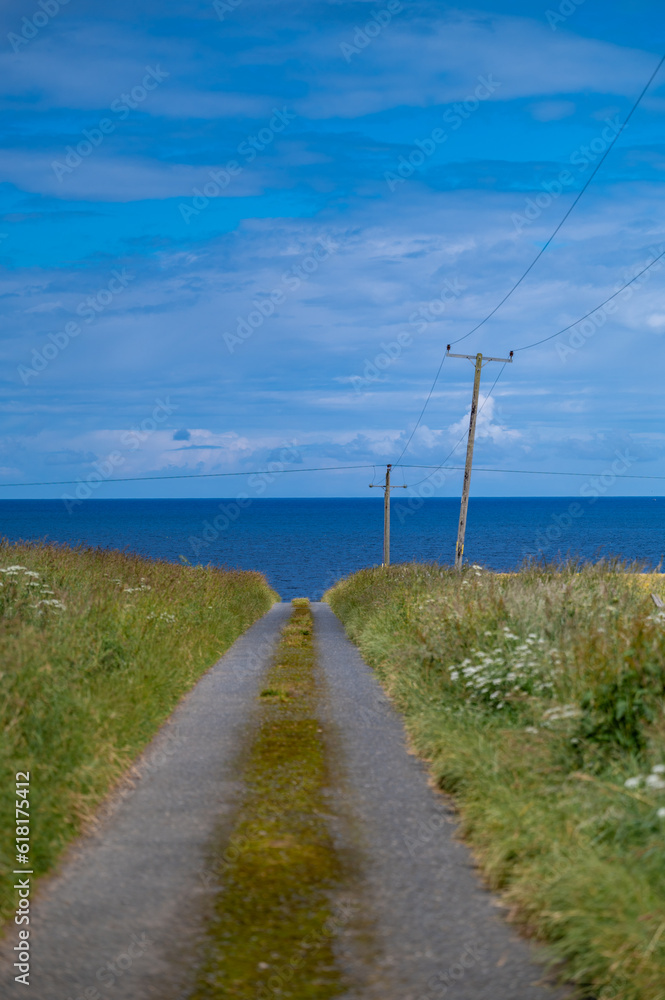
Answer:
326 562 665 1000
0 539 277 929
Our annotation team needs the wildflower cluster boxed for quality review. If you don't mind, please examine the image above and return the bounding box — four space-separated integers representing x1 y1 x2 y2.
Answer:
625 764 665 792
542 704 581 724
446 626 557 711
624 765 665 820
146 611 176 625
105 575 153 595
0 565 66 616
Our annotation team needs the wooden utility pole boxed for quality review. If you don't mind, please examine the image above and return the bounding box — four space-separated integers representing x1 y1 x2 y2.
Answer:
369 463 407 566
446 347 513 570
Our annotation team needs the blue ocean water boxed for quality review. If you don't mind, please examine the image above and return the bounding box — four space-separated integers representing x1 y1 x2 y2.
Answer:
0 497 662 600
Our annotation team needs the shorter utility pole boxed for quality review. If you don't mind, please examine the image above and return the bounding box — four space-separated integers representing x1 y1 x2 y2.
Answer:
369 463 407 567
446 347 513 570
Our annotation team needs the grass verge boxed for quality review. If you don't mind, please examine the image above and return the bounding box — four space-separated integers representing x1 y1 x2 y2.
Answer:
326 562 665 1000
192 598 352 1000
0 539 277 929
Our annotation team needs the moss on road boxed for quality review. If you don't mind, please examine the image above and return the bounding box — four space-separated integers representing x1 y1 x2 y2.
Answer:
192 599 351 1000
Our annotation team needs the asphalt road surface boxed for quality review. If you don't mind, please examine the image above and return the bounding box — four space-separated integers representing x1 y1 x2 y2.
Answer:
1 601 567 999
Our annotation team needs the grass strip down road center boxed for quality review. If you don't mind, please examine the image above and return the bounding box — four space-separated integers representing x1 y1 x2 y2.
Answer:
191 598 351 1000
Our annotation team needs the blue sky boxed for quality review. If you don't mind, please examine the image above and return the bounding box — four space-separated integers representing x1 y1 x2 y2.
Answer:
1 0 665 500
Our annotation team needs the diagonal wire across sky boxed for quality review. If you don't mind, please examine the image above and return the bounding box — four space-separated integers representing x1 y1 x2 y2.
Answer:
392 51 665 467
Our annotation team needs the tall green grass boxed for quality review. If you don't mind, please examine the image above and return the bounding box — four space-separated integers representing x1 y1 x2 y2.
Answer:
326 562 665 1000
0 540 277 929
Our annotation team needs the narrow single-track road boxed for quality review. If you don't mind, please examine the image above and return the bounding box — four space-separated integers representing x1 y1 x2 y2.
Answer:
1 601 567 999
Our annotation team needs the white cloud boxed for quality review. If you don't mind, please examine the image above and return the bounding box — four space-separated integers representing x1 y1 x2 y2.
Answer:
646 313 665 331
448 395 521 447
294 12 652 118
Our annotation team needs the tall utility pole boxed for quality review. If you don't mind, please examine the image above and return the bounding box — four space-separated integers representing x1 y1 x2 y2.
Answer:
446 347 513 570
369 463 407 566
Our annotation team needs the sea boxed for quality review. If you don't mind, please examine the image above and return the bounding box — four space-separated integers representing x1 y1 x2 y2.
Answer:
0 497 662 600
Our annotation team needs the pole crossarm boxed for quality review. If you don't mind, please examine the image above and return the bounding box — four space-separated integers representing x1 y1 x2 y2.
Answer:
446 348 514 363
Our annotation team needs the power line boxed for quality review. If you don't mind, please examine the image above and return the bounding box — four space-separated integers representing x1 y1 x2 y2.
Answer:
405 361 508 489
390 243 665 462
393 52 665 456
397 464 665 483
449 50 665 347
0 464 376 490
392 245 665 473
3 459 665 493
393 353 448 465
513 247 665 352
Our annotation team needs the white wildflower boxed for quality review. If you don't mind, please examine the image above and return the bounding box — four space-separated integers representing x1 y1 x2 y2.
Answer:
645 774 665 791
542 705 581 722
651 764 665 775
657 807 665 820
624 776 643 789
